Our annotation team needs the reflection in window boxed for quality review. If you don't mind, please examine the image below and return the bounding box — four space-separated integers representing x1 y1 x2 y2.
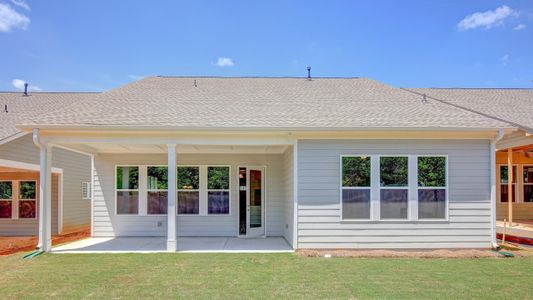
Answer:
178 167 200 215
207 167 230 214
418 157 446 219
116 166 139 215
380 157 408 219
341 156 371 219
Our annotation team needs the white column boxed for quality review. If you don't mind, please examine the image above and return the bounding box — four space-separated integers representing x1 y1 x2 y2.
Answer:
38 144 52 252
167 144 177 252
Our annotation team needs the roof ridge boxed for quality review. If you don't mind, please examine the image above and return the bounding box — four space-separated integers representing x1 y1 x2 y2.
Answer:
0 91 101 94
155 75 362 79
408 87 533 90
402 88 526 131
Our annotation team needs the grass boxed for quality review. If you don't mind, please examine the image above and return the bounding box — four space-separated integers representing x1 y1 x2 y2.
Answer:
1 253 532 299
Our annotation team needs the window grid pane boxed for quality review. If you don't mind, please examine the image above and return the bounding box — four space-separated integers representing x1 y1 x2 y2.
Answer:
342 189 371 219
380 189 408 219
342 156 371 187
418 157 446 187
116 166 139 190
177 167 199 190
380 157 408 187
178 191 199 214
0 181 13 200
147 191 168 215
147 167 168 190
418 189 446 219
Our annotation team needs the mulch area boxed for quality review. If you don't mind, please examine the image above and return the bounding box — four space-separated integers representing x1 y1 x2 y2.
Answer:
0 228 90 256
298 248 533 258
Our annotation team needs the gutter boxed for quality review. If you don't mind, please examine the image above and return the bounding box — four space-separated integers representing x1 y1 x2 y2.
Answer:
490 129 505 249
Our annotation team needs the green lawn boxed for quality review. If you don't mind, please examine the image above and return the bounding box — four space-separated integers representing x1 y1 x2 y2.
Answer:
1 253 532 299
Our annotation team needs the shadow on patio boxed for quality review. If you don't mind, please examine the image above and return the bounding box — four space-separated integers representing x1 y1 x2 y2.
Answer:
52 237 294 253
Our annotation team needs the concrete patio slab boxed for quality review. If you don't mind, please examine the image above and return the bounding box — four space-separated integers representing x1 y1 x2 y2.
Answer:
52 237 293 253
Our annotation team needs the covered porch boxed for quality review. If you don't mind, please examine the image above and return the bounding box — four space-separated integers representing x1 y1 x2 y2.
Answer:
52 236 293 253
32 129 297 252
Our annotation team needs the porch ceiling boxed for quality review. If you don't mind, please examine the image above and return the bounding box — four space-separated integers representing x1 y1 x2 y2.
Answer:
57 143 289 154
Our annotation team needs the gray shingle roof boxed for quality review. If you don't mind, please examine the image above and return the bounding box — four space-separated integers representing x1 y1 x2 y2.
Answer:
19 77 511 131
407 88 533 133
0 92 98 142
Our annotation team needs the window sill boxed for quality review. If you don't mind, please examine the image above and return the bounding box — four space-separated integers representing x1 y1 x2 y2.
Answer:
340 219 450 224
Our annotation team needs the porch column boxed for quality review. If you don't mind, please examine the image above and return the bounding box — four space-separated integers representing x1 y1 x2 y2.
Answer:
38 144 53 252
507 149 513 226
167 144 177 252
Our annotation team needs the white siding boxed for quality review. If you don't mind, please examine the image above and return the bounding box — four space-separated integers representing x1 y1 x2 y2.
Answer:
297 139 492 249
92 153 288 237
282 146 294 246
0 134 91 234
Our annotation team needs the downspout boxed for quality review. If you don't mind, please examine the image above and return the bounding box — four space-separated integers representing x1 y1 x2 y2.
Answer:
490 129 505 249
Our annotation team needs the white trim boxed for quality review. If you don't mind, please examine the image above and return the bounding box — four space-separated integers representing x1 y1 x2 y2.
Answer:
177 165 201 216
58 173 63 234
114 165 141 216
415 155 449 221
339 155 372 221
379 155 409 221
0 159 62 174
90 154 95 237
292 141 298 249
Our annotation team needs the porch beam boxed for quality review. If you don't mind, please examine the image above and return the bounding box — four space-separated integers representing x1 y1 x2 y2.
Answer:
167 144 177 252
507 148 513 226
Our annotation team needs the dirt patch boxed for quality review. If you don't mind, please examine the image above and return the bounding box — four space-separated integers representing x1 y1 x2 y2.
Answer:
297 248 533 258
0 228 90 256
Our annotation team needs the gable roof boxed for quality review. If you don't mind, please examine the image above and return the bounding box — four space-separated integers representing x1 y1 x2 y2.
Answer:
0 92 98 144
406 88 533 133
18 76 511 131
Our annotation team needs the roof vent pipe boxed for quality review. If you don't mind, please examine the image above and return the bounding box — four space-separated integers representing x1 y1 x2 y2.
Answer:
422 93 428 103
23 83 28 96
307 67 311 81
4 104 7 113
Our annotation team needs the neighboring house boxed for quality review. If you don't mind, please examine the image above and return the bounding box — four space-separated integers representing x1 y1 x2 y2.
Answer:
0 91 95 236
407 88 533 222
16 76 527 252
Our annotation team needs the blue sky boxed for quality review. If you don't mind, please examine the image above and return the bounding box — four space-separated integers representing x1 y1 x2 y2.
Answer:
0 0 532 92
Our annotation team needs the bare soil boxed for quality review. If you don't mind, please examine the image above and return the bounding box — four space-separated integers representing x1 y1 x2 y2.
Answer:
0 228 90 256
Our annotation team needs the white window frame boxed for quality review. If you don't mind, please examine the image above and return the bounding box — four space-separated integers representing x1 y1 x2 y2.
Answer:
339 155 373 221
497 164 518 204
17 180 37 220
82 181 92 200
0 180 14 219
206 165 232 216
523 165 533 204
177 165 201 216
115 165 141 216
379 155 410 221
416 155 449 221
146 165 169 216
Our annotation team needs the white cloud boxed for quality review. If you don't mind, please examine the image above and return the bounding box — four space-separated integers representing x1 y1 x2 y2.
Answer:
12 79 42 91
0 3 30 32
215 57 234 67
457 5 514 31
501 54 510 66
514 24 526 30
11 0 30 11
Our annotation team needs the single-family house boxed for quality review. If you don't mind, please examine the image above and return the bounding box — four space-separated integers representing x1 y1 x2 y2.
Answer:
16 76 530 252
0 91 94 238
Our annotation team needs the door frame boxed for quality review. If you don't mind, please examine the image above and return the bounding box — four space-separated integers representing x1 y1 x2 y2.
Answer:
237 165 267 238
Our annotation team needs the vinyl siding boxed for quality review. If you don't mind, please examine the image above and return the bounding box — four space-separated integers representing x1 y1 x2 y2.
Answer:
297 139 492 249
0 173 58 235
282 146 294 247
0 134 91 234
92 153 288 237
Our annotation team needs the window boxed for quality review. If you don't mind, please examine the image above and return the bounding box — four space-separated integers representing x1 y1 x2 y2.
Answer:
18 181 36 219
341 156 371 220
524 166 533 203
82 182 91 200
116 166 139 215
177 166 200 215
418 156 447 219
380 156 408 219
500 166 517 203
207 166 230 215
0 181 13 219
147 166 168 215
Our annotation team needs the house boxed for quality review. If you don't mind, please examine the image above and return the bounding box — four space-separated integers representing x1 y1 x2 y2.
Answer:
16 76 526 252
0 91 94 238
407 88 533 223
